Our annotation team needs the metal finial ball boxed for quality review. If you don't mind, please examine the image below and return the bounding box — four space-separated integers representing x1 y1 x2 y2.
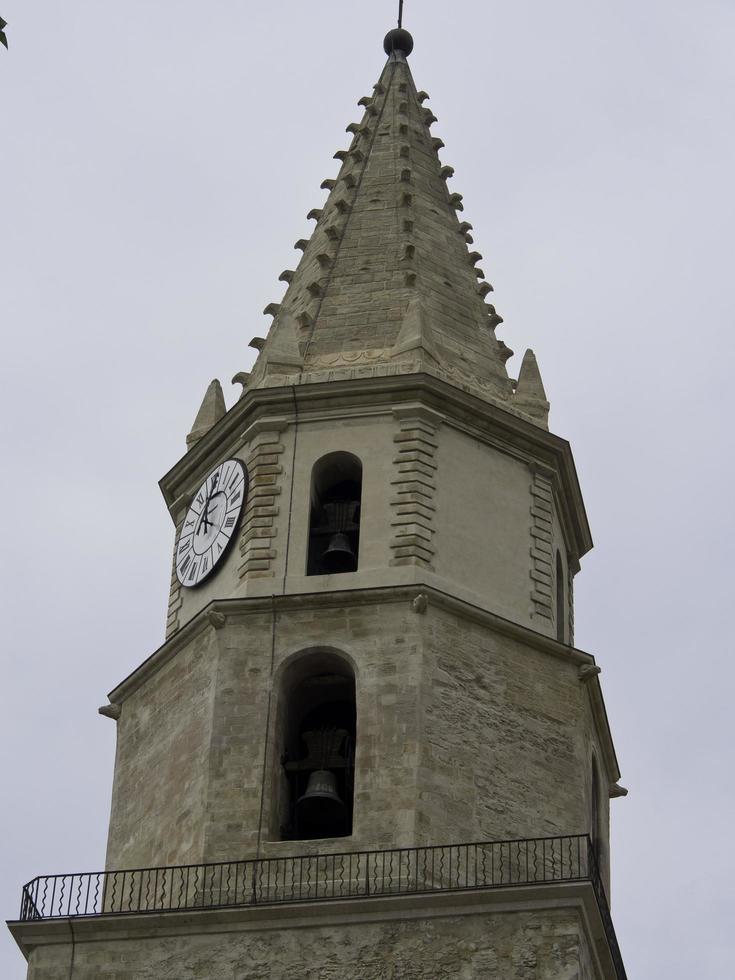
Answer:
384 28 414 57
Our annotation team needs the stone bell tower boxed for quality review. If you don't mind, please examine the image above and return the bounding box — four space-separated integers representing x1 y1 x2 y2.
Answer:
10 24 629 980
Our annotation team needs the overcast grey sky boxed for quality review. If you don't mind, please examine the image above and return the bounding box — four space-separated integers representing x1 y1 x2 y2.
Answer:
1 1 733 976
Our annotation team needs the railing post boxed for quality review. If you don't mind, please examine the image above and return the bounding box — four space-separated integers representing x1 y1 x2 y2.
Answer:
251 857 258 906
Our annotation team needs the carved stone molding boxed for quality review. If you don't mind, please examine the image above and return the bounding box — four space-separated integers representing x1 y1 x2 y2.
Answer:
238 427 286 581
529 469 554 624
98 703 121 720
244 357 555 433
411 593 429 614
207 610 227 630
389 410 440 570
308 349 392 368
578 664 601 683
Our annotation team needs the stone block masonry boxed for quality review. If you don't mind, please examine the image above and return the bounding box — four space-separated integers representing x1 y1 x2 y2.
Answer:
237 427 286 581
389 409 439 569
529 467 555 625
19 897 606 980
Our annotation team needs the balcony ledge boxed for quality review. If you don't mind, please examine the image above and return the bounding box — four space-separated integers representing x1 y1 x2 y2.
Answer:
9 879 622 979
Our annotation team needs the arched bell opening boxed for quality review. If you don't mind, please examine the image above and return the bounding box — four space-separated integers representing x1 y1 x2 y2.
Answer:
277 650 356 841
306 452 362 576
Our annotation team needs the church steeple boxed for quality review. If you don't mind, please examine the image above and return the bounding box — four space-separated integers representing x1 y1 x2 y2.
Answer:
244 29 545 423
9 24 628 980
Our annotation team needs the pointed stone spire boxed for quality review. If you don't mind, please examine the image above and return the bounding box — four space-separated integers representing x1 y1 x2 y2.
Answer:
512 350 550 428
186 379 226 449
245 29 523 412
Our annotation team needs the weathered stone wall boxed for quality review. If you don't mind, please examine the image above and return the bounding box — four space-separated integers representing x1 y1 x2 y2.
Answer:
203 601 425 862
433 423 533 625
417 602 602 846
105 593 610 875
107 599 427 869
105 629 216 870
24 906 598 980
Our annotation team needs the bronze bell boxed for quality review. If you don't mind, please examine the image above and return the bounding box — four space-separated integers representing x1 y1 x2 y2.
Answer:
321 532 357 574
296 769 344 834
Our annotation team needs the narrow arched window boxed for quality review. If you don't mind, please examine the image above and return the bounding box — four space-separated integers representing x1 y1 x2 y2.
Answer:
306 452 362 575
556 550 565 642
278 652 356 841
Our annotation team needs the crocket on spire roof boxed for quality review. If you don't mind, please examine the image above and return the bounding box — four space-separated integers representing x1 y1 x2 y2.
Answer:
240 26 549 429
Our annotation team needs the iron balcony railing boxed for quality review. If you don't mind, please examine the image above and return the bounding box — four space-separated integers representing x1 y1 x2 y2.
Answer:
18 834 625 979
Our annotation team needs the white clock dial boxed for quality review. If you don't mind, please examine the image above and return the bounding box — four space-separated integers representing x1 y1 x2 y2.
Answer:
175 458 248 587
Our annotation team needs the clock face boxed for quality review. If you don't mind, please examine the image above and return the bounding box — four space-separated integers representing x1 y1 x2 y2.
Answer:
175 458 248 587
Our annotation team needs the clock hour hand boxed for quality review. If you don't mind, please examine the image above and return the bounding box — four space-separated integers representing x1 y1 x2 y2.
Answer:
195 473 222 536
197 474 220 533
196 501 213 535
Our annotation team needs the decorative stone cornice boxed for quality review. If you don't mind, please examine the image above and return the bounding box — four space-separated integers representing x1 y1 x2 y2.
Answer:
106 582 618 782
206 610 227 630
110 587 592 702
97 703 121 720
411 593 428 614
159 373 592 562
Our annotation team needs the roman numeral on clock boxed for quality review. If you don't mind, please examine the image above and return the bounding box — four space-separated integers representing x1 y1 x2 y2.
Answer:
224 515 236 529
